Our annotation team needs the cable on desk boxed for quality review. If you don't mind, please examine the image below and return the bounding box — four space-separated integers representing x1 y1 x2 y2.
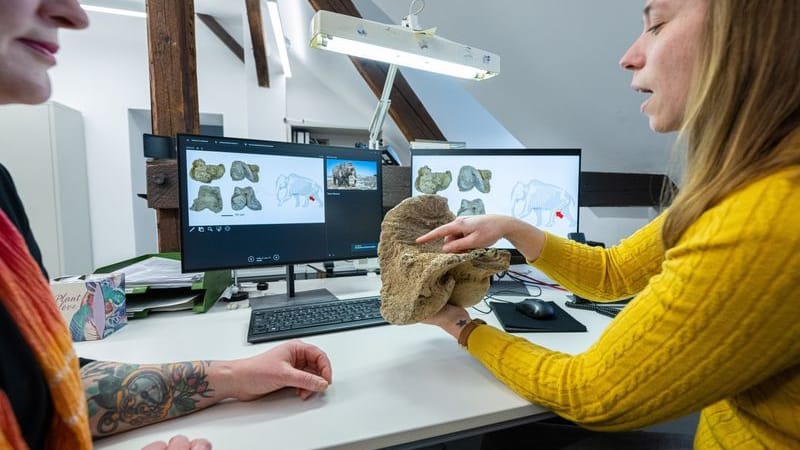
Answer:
506 269 568 291
305 263 325 274
471 303 492 315
488 286 543 299
471 287 543 314
472 295 507 315
563 297 625 318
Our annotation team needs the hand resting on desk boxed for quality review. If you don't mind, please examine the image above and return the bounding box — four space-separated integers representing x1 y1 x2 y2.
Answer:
141 434 211 450
80 340 332 447
223 339 333 401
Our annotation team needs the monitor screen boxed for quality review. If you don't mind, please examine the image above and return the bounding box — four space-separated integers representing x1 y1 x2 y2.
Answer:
411 149 581 251
177 134 383 273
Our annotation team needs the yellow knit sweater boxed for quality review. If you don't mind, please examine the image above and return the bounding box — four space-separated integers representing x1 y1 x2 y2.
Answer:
467 166 800 449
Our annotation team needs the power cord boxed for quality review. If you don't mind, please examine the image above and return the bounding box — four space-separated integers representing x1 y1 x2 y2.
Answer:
471 287 543 315
563 295 629 318
563 300 621 319
403 0 425 30
408 0 425 18
505 269 567 291
472 294 511 315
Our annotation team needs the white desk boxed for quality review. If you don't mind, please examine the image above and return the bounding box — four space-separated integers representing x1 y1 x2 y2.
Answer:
74 274 612 449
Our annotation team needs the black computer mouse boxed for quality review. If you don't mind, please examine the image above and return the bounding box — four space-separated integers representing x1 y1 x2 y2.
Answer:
515 298 556 319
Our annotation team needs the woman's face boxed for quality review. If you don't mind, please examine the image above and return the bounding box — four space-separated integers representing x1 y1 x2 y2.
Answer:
620 0 707 133
0 0 88 105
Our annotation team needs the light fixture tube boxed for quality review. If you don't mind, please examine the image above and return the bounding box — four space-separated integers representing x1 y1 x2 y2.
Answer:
310 10 499 80
81 4 147 18
266 1 292 78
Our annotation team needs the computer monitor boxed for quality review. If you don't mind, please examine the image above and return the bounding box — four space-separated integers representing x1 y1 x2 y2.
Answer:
410 148 581 260
177 134 383 301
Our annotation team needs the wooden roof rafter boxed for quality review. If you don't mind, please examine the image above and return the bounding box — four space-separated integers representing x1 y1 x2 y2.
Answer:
307 0 445 142
197 13 245 63
246 0 270 87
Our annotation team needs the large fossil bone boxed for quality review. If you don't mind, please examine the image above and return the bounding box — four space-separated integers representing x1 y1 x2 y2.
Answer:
378 195 510 324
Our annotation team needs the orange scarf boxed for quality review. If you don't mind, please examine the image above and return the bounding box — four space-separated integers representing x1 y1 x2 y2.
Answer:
0 210 90 449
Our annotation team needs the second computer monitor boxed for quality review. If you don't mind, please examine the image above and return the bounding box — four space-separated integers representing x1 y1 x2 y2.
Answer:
411 148 581 252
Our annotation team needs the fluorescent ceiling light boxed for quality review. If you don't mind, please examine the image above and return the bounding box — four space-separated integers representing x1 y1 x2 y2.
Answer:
266 1 292 78
310 10 499 80
81 4 146 18
309 8 500 150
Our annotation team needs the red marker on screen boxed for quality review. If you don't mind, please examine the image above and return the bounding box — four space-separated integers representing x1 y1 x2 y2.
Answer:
556 211 564 219
309 195 316 202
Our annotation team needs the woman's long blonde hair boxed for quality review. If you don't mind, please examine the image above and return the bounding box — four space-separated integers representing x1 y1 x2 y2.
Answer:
662 0 800 248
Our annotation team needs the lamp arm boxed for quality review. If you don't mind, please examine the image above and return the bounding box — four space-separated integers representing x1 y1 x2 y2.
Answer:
368 63 399 150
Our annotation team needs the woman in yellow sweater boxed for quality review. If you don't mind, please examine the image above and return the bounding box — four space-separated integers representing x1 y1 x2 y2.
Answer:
417 0 800 449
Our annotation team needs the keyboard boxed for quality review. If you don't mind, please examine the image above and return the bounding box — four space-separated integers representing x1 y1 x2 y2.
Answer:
247 296 387 343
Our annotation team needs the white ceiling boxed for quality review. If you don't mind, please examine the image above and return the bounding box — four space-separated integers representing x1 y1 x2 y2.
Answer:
366 0 675 174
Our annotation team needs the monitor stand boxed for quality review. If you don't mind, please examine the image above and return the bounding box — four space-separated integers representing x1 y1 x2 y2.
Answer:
487 277 530 297
248 265 338 309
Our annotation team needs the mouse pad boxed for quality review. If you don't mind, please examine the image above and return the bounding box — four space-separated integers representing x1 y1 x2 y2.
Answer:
490 301 586 333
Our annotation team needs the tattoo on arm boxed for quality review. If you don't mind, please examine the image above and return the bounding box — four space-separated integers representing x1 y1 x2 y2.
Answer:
81 361 214 437
457 319 468 327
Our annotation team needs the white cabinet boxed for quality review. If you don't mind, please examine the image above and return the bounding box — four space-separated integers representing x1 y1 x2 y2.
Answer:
0 102 93 278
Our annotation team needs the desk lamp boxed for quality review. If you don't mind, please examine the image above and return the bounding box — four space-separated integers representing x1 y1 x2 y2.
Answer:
309 2 500 150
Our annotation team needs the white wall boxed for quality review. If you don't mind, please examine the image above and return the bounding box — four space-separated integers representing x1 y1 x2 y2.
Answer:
50 13 148 268
50 11 251 267
580 207 660 246
127 108 155 257
47 2 392 268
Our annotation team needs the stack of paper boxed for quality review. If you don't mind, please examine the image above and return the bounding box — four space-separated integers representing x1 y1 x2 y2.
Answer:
121 257 203 290
114 257 205 317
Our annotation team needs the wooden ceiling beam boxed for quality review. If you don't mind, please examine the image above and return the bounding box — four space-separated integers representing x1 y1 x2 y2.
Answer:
197 13 244 63
246 0 270 88
144 0 200 252
307 0 445 142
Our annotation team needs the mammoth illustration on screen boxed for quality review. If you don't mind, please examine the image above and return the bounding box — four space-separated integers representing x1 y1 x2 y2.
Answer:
276 173 324 208
510 179 577 227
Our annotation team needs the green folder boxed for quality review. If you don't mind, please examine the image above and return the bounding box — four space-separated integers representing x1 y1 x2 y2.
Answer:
95 252 231 317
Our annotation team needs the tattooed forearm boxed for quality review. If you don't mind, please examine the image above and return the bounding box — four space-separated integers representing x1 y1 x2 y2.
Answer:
81 360 216 437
